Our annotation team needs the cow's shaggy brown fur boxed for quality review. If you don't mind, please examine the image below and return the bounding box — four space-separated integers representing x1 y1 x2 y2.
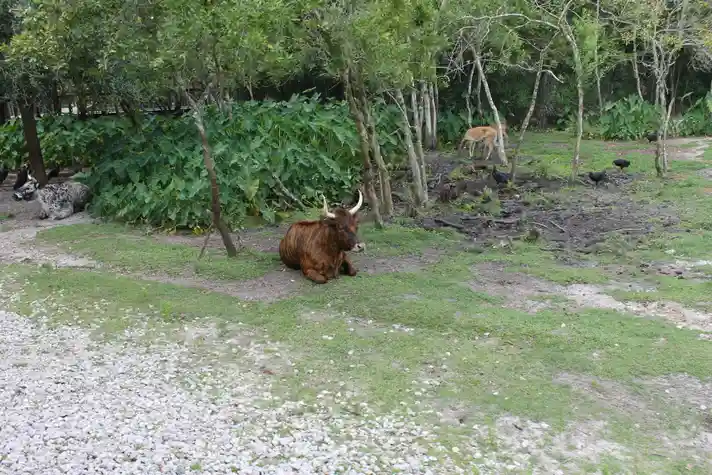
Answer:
279 191 363 284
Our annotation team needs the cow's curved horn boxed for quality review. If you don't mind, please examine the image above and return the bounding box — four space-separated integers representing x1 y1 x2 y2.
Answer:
322 195 336 218
348 190 363 215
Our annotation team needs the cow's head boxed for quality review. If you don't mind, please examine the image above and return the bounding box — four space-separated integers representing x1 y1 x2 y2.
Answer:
322 190 364 252
12 173 40 201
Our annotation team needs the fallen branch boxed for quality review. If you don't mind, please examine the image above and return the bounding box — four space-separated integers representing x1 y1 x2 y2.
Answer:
434 217 465 230
547 219 567 233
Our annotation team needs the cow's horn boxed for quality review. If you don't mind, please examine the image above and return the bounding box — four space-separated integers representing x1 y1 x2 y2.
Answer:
322 195 336 218
348 189 363 215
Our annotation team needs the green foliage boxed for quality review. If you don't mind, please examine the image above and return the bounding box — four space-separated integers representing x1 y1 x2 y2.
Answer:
0 118 25 168
0 114 126 168
678 91 712 137
599 95 658 140
61 96 400 230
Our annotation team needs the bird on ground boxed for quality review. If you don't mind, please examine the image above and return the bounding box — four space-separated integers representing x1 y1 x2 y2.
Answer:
646 132 658 143
491 166 511 186
613 158 631 173
588 171 607 187
0 164 8 185
47 164 60 180
13 165 28 190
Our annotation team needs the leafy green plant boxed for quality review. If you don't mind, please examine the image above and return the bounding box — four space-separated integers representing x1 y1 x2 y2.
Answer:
80 95 403 230
0 119 26 168
678 91 712 137
599 95 658 140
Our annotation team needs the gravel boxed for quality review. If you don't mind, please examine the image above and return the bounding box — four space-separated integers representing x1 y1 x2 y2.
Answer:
0 309 485 474
0 267 640 475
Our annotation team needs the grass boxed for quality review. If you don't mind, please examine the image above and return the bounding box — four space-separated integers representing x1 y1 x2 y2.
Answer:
4 131 712 472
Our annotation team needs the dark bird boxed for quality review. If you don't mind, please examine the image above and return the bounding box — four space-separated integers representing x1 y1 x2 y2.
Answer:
613 158 631 172
588 171 606 187
491 166 511 186
47 164 60 180
0 165 8 185
646 132 658 143
13 165 28 190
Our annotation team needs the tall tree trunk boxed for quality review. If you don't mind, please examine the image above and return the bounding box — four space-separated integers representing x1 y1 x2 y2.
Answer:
593 0 603 116
195 116 238 257
361 93 394 216
394 89 426 206
411 86 424 159
410 88 428 195
473 51 508 166
77 93 88 120
343 67 383 228
465 59 475 127
19 101 48 186
632 40 644 100
51 81 61 114
181 84 238 257
431 82 438 150
475 69 483 117
421 82 433 151
560 23 584 181
510 62 544 181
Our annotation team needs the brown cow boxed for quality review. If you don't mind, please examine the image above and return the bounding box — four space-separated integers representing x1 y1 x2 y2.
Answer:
279 190 364 284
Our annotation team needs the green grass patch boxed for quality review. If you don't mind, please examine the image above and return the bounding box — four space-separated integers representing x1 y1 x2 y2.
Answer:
36 219 464 279
3 251 710 428
37 223 278 280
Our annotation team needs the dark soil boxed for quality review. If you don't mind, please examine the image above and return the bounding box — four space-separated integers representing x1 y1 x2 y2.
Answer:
415 153 680 253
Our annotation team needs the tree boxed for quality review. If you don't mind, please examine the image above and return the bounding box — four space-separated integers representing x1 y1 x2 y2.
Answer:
605 0 712 176
1 1 53 184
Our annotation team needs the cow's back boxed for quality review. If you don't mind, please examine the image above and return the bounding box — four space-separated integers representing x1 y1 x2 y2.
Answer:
279 222 313 270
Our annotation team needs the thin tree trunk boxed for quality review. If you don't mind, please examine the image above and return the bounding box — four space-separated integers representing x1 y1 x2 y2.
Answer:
410 88 428 195
510 63 544 181
431 82 438 149
195 115 238 257
77 92 88 120
465 59 475 127
411 86 425 162
361 93 394 216
632 40 644 100
594 0 603 116
428 82 437 149
343 67 383 228
19 101 48 186
421 82 433 150
475 70 483 117
473 51 508 166
560 23 583 180
51 82 61 114
181 84 238 257
395 89 426 206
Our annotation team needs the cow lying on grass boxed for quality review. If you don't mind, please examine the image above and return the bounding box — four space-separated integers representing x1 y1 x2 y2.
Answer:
279 190 365 284
12 173 92 220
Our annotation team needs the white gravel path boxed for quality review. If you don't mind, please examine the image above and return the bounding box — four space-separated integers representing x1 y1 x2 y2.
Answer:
0 310 490 475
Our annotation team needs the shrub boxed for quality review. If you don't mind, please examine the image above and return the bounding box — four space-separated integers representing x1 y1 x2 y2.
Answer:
599 95 658 140
78 96 404 229
678 91 712 137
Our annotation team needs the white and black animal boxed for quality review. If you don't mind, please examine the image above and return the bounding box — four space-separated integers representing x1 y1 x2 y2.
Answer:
12 174 91 220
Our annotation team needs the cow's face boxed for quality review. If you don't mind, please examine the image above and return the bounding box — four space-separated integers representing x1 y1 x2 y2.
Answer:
325 209 361 251
12 173 39 201
322 190 364 252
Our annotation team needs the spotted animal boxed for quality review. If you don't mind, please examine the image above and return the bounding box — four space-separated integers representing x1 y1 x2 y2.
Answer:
12 174 91 220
